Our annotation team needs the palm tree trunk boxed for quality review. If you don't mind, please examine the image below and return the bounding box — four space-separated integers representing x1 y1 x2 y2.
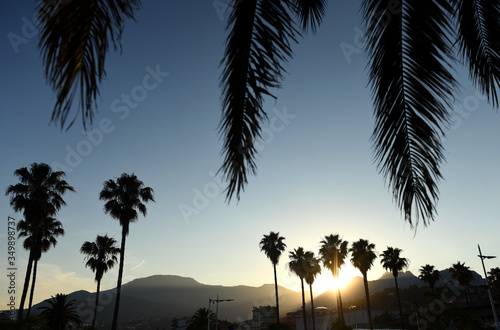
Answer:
92 279 101 330
17 246 35 322
338 287 344 322
273 264 280 325
394 276 404 330
27 258 39 318
363 274 373 330
309 283 315 330
111 228 127 330
300 279 307 330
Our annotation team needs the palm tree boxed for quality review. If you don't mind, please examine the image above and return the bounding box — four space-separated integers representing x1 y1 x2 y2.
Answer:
17 216 65 318
287 247 310 330
259 231 286 324
80 235 120 330
418 264 441 292
5 162 74 321
99 172 154 330
35 1 500 228
350 239 376 330
187 307 216 330
488 267 500 300
304 252 321 330
449 261 474 311
319 234 349 321
39 293 82 330
380 246 409 330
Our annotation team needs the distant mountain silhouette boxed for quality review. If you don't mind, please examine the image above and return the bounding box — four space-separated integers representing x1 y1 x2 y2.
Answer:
29 270 485 324
31 275 304 324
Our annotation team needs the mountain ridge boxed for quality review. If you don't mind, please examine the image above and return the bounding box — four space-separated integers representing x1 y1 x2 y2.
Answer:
28 270 485 324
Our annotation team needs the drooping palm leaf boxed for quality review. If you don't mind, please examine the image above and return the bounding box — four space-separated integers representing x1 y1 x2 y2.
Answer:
455 0 500 107
219 0 326 201
363 0 457 227
291 0 328 33
36 0 140 129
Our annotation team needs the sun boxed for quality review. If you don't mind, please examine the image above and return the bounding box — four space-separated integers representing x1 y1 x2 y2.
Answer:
312 265 360 294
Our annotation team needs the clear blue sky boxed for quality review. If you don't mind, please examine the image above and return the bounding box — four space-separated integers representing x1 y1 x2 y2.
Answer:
1 1 499 308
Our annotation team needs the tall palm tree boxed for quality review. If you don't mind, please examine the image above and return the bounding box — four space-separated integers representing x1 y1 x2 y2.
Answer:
418 264 441 292
287 247 309 330
17 216 65 318
35 1 500 229
39 293 82 330
259 231 286 325
80 234 120 330
380 246 409 330
319 234 349 321
5 162 74 321
99 172 154 330
350 239 376 330
304 252 321 330
449 261 474 310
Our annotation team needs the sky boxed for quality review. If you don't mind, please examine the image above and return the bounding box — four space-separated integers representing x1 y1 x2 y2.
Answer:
1 1 500 311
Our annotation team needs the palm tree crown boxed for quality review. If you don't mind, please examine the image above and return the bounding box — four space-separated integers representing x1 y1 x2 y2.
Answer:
449 261 473 287
17 216 64 261
260 232 287 266
99 172 155 235
350 239 377 276
418 264 441 291
6 163 74 225
39 293 82 330
81 235 120 283
380 247 409 278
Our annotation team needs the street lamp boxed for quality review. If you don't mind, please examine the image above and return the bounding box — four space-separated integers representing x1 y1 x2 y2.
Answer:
208 294 234 330
478 244 499 330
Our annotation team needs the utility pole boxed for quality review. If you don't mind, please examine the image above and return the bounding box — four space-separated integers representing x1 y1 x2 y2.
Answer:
478 244 499 330
208 294 234 330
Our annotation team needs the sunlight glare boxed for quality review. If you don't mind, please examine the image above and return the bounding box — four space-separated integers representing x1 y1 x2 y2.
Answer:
312 265 360 294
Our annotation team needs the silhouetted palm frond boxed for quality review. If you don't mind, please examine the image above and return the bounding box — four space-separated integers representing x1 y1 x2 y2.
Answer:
37 0 140 129
455 0 500 107
218 0 326 201
363 0 457 227
291 0 327 33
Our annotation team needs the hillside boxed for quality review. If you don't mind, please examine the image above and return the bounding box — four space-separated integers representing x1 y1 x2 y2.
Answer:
29 269 485 324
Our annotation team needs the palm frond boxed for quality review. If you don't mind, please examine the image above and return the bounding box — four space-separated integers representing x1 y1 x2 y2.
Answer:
36 0 140 129
455 0 500 107
363 0 457 227
291 0 328 33
218 0 299 201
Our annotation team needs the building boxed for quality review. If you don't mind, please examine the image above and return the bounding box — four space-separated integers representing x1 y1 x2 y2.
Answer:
252 306 277 329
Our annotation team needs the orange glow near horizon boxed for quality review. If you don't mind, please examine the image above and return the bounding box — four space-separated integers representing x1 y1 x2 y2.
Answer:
312 265 361 294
